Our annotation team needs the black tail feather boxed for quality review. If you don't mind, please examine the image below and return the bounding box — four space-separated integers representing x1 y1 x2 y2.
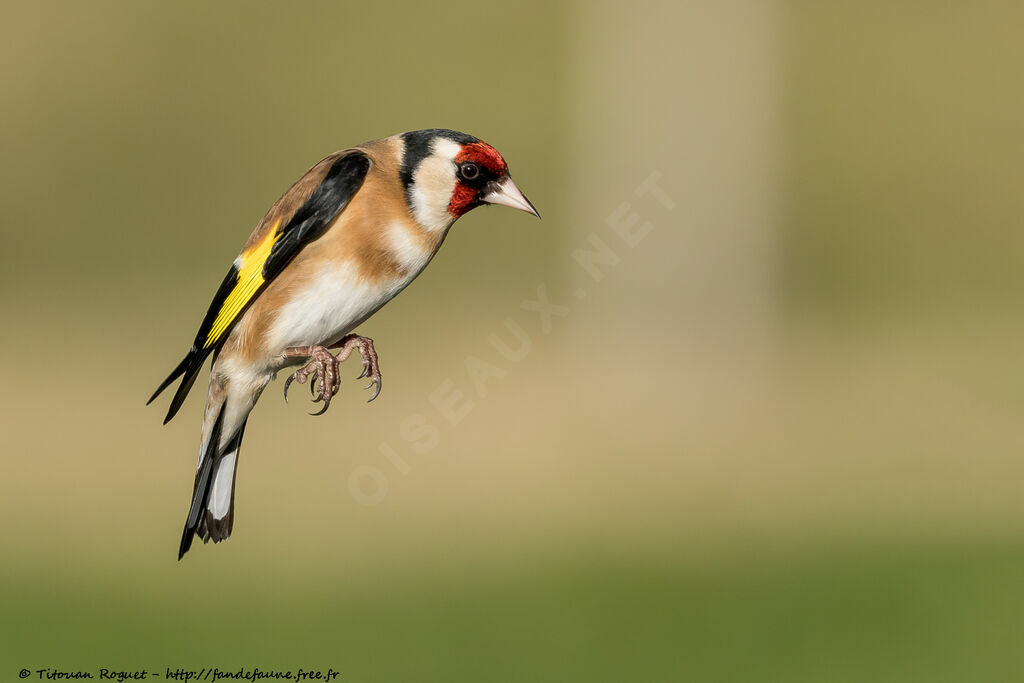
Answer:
203 419 247 544
147 354 189 406
149 347 212 425
178 405 225 560
162 357 204 425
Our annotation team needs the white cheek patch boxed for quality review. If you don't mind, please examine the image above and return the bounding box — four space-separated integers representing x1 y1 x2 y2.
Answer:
409 138 461 232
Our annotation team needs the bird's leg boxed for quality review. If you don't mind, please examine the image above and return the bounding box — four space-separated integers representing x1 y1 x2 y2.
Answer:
330 333 383 403
281 345 342 416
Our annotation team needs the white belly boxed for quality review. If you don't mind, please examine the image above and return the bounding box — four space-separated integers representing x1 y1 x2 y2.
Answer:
266 261 418 352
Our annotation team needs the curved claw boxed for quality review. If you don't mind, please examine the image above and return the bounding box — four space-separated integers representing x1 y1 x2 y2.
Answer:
284 372 308 404
283 374 295 403
309 377 334 415
365 378 382 403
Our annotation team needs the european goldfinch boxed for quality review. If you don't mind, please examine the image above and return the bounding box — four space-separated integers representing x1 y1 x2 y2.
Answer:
148 129 539 559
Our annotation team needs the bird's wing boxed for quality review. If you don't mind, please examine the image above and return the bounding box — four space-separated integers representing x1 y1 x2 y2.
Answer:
149 149 372 424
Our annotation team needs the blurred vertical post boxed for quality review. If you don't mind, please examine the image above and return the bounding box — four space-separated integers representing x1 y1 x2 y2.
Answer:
563 0 782 390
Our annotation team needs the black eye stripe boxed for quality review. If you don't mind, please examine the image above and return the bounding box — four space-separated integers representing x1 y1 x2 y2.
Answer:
456 162 498 189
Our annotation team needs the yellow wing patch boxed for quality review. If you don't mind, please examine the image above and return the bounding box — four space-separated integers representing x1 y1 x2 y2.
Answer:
203 221 281 348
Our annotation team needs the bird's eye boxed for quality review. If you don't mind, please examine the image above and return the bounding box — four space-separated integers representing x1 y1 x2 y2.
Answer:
459 162 480 180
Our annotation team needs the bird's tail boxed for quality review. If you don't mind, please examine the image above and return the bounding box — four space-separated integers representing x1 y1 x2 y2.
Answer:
178 378 255 560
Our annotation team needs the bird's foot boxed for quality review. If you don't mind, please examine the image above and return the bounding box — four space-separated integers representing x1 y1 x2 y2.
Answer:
280 336 382 414
332 334 382 402
282 346 342 416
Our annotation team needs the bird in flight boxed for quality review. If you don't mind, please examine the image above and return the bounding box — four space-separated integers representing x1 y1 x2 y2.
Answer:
148 129 539 559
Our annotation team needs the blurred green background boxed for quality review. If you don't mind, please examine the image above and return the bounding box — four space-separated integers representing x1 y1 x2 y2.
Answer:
3 1 1024 680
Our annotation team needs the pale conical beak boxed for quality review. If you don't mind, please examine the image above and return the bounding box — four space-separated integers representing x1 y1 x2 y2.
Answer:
481 177 540 218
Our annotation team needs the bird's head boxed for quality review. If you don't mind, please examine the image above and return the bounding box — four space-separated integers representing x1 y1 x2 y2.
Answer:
399 128 539 232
